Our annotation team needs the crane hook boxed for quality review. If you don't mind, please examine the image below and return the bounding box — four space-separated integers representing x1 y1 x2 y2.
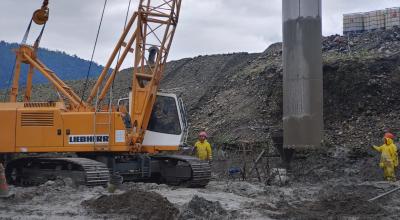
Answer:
32 0 49 25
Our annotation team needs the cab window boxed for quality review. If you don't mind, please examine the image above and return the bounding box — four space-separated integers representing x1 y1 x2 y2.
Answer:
148 96 181 135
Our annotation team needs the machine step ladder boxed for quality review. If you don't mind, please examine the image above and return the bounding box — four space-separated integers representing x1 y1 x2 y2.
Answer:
93 90 112 151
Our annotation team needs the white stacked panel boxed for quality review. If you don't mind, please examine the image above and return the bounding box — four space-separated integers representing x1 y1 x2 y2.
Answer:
363 12 371 31
377 9 386 29
343 7 400 34
386 7 400 29
364 11 380 30
343 13 364 33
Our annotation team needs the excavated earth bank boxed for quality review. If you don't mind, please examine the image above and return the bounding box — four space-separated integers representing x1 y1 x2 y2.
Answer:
0 27 400 220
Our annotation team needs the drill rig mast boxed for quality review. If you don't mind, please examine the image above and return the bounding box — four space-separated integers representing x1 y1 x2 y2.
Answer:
86 0 183 151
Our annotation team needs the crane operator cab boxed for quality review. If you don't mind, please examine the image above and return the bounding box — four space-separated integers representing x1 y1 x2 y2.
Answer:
118 92 188 147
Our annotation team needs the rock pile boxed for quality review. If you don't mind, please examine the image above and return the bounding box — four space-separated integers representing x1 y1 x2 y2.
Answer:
82 189 179 220
323 26 400 55
179 195 234 220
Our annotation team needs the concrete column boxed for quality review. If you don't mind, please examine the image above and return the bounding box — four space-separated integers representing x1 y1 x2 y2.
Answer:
282 0 323 149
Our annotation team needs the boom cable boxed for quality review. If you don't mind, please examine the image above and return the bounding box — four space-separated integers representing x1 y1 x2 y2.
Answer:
108 0 132 109
80 0 108 103
3 10 48 102
117 0 132 64
113 0 132 88
111 0 132 88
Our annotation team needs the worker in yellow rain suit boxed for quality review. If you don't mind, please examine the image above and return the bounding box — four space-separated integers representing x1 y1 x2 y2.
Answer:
372 133 398 181
194 131 212 161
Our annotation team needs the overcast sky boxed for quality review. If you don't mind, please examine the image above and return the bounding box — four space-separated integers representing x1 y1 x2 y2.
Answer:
0 0 399 67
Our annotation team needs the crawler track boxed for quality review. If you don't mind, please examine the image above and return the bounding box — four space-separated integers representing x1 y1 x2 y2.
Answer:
5 157 110 186
153 155 211 187
5 155 210 188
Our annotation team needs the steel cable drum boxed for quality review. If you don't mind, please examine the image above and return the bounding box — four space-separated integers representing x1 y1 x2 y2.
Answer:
33 0 49 25
32 9 49 25
282 0 323 149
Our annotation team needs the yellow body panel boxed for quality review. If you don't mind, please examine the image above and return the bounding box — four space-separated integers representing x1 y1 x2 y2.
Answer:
0 106 17 153
62 112 113 151
0 102 178 154
16 109 63 148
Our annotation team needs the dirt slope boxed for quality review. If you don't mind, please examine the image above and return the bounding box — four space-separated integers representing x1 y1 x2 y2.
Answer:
3 27 400 150
104 28 400 149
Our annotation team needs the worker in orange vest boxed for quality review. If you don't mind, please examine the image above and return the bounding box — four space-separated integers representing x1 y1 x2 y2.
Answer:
372 132 398 181
194 131 212 161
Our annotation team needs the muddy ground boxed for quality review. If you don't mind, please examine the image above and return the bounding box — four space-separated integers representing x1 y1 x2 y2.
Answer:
1 177 399 220
1 145 400 220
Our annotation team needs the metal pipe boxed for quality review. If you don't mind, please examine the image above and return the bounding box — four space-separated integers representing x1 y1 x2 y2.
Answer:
368 186 400 202
282 0 323 149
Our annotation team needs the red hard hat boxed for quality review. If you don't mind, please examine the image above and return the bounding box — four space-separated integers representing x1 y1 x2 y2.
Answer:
384 133 395 139
199 131 208 138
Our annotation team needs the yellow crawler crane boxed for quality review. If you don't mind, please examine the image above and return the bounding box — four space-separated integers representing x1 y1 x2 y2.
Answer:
0 0 210 187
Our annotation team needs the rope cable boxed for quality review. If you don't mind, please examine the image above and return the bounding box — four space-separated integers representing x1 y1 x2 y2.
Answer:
3 1 49 102
80 0 108 103
108 0 132 109
3 19 33 101
113 0 132 89
34 23 47 50
22 20 33 44
3 16 47 101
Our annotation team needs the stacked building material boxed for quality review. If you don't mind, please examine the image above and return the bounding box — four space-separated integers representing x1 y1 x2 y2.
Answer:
343 13 364 35
386 7 400 29
364 10 385 31
343 7 400 35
